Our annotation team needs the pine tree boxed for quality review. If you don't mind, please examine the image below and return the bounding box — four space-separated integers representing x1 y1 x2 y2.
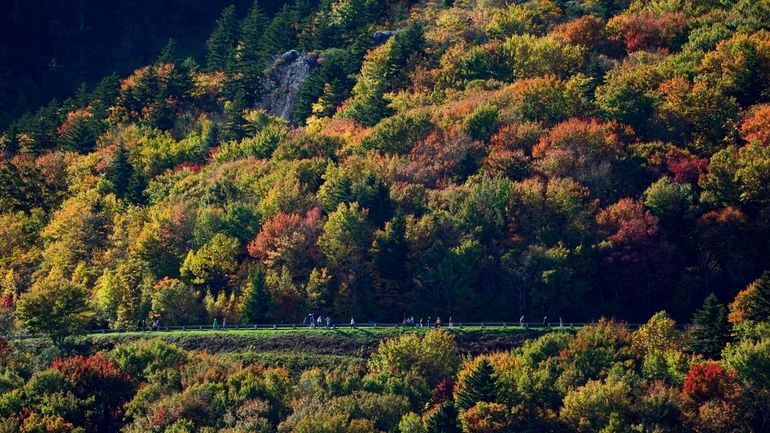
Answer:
455 358 497 412
60 114 96 153
260 5 297 59
235 1 268 103
241 268 270 323
691 293 730 359
424 402 461 433
156 38 178 64
744 272 770 321
372 213 408 282
207 5 239 72
106 145 133 198
126 171 147 205
222 93 247 143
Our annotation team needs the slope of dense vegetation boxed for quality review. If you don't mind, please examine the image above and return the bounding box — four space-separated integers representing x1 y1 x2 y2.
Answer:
2 0 770 414
3 307 770 433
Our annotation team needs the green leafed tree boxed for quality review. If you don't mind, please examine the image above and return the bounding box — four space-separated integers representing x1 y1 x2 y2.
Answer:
424 402 461 433
150 277 204 326
180 233 241 294
106 145 134 199
15 279 94 347
345 23 425 126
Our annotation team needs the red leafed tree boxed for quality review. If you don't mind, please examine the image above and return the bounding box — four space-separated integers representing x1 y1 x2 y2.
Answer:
682 362 741 402
608 11 688 53
596 199 676 319
532 118 630 198
681 362 745 432
484 122 540 179
248 208 323 278
490 122 543 153
51 353 134 431
554 15 617 55
399 129 483 188
665 148 708 185
740 104 770 147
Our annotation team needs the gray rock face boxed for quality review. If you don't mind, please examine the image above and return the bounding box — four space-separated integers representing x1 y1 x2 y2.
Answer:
372 30 394 46
258 50 317 121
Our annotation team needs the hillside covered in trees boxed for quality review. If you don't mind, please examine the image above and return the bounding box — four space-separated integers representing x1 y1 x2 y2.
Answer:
4 0 770 431
2 0 770 336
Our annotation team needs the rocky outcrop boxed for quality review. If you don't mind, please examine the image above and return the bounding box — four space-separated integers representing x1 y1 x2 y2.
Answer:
258 50 317 122
372 30 395 46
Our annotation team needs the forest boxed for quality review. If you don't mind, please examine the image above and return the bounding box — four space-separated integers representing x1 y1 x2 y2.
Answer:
2 0 770 431
3 0 770 332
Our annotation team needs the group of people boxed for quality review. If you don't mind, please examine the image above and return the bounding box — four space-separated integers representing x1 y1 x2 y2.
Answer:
519 315 565 327
304 313 333 328
141 315 568 332
302 315 458 329
399 315 455 328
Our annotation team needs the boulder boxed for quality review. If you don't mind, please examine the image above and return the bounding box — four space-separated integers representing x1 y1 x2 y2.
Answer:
372 30 395 46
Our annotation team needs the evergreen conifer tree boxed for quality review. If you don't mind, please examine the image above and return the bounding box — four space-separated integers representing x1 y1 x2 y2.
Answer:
242 268 270 323
424 402 461 433
235 1 268 103
222 93 247 143
744 272 770 321
260 5 298 59
691 293 731 359
156 38 178 64
107 146 133 198
454 358 497 412
207 5 239 72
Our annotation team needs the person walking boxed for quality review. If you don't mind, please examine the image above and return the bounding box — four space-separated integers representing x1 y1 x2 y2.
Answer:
559 317 563 328
350 317 356 328
326 316 331 329
519 315 525 327
435 316 441 329
542 316 548 327
448 316 454 328
213 318 218 330
419 318 424 328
